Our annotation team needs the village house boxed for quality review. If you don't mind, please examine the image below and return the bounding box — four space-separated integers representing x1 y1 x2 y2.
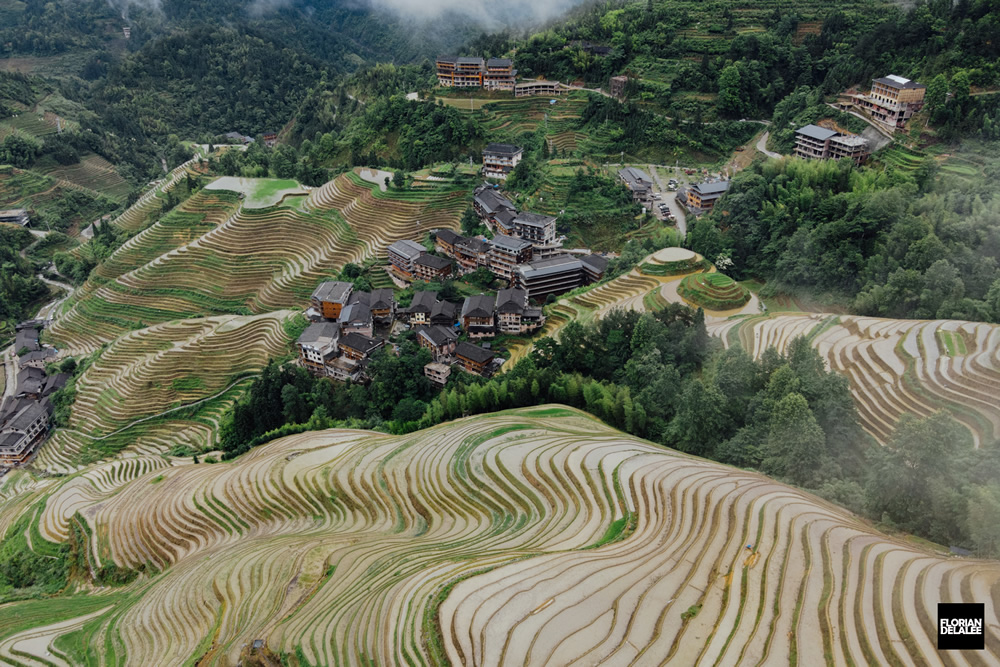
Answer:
436 56 486 87
15 327 40 354
297 322 340 377
0 209 29 227
484 58 517 91
455 342 496 376
851 75 926 129
515 80 562 98
387 239 428 280
424 362 451 386
495 288 545 334
610 75 629 99
430 300 459 327
793 124 870 164
461 294 496 338
686 181 730 213
482 143 523 181
515 254 589 299
618 167 654 208
311 281 354 320
489 234 533 281
416 325 459 362
455 237 491 273
0 401 50 467
412 253 453 282
15 367 46 401
434 229 464 257
581 254 610 284
369 289 396 324
473 186 518 231
18 348 57 370
513 212 557 247
406 291 439 325
339 302 374 338
339 333 384 362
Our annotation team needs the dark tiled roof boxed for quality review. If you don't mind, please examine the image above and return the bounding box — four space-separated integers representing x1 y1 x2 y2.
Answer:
408 291 439 314
435 229 464 246
496 288 527 313
618 167 652 190
456 342 495 364
340 333 382 355
15 330 39 354
431 300 458 320
388 240 426 260
414 254 452 270
487 58 513 68
457 237 491 254
473 188 516 215
417 325 458 347
691 181 731 196
370 289 395 310
517 255 583 280
514 212 556 227
297 322 339 345
581 254 610 273
491 234 532 252
462 294 496 319
873 75 925 89
340 303 372 326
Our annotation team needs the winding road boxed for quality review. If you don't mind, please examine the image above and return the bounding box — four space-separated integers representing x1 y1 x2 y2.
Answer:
756 132 783 159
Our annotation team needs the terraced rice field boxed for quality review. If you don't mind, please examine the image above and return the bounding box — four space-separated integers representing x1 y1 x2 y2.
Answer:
48 170 464 351
37 312 297 473
709 314 1000 446
40 153 132 202
1 408 995 665
678 272 752 310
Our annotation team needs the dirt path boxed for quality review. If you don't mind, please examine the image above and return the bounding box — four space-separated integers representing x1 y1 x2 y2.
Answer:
1 346 14 400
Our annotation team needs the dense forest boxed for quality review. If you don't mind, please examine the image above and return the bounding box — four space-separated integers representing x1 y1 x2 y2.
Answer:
688 156 1000 322
0 225 48 343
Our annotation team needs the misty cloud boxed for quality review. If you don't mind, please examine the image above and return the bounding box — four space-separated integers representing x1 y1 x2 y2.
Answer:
367 0 587 26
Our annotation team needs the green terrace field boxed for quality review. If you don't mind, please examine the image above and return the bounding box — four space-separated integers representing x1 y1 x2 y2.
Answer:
38 153 132 203
0 165 118 234
678 272 752 310
48 170 465 352
0 409 995 664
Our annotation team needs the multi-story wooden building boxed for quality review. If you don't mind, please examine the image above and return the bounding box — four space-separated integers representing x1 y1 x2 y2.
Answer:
412 253 453 282
456 342 496 376
482 143 523 180
311 281 354 320
461 294 496 338
618 167 654 208
436 56 486 87
0 401 49 466
369 289 395 324
416 325 459 362
339 333 384 362
489 234 533 281
455 237 491 273
407 291 439 326
387 239 428 280
495 288 545 334
685 181 730 212
581 254 609 284
513 212 557 247
793 124 870 164
339 302 374 338
484 58 517 91
297 322 340 377
435 229 464 257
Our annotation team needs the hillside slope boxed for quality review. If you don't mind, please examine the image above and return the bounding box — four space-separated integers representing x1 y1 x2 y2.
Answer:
2 408 995 665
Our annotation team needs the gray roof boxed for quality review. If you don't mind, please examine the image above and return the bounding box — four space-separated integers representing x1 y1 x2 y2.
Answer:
435 229 464 246
18 349 56 367
340 303 372 326
297 322 339 346
42 373 70 397
496 288 527 313
618 166 652 190
514 212 556 228
456 342 495 364
495 208 517 230
487 58 512 68
491 234 532 253
339 333 382 355
15 330 39 354
457 237 491 254
437 55 458 63
431 300 458 320
311 281 353 304
473 188 516 216
414 254 452 270
462 294 496 319
517 255 583 280
370 289 394 310
457 56 485 66
388 239 427 261
3 401 47 432
417 325 458 347
581 254 609 273
691 181 731 196
408 291 439 314
795 124 838 141
484 143 522 156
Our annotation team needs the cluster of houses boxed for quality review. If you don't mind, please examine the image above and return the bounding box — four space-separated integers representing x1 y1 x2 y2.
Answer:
1 320 67 469
299 279 549 385
435 56 563 98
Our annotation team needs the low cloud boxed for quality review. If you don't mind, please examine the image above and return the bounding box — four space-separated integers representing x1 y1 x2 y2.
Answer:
368 0 586 27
